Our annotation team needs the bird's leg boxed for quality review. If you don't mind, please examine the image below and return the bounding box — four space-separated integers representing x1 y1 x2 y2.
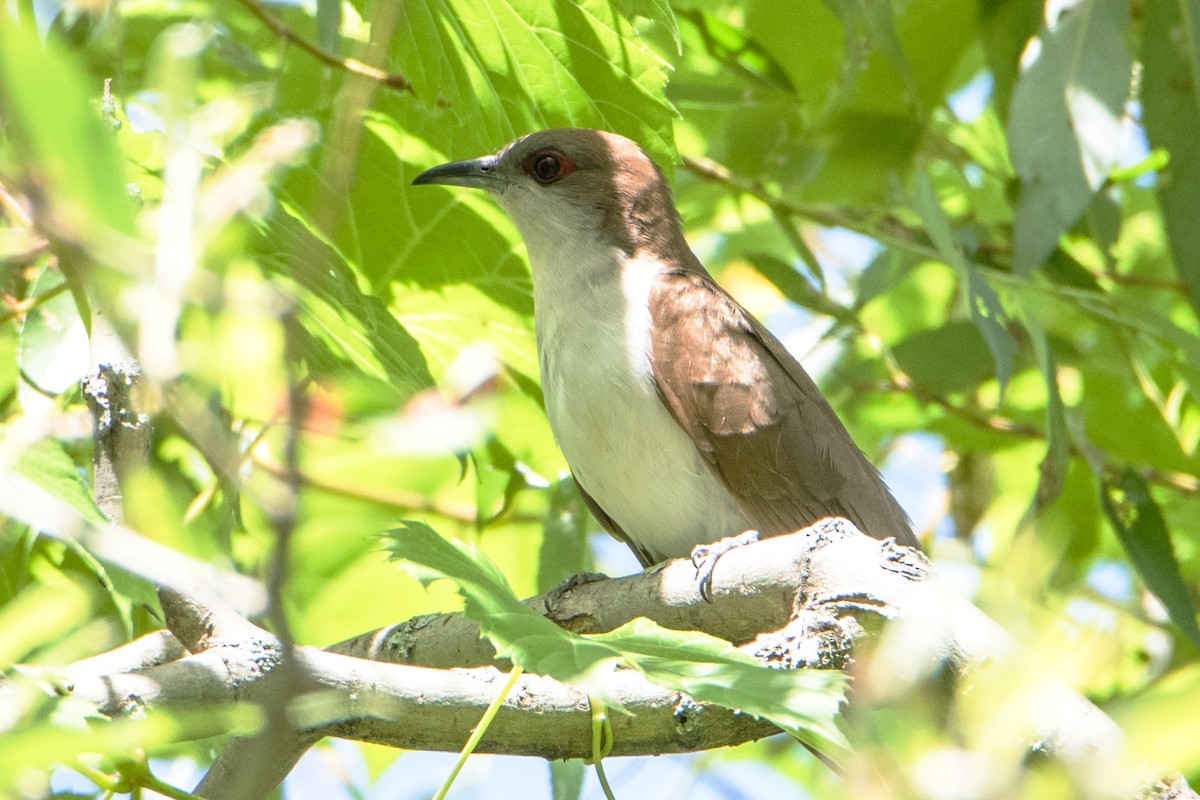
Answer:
690 530 761 603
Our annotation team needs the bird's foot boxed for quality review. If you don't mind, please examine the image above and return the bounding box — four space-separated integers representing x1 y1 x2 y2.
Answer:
543 571 609 614
691 530 760 603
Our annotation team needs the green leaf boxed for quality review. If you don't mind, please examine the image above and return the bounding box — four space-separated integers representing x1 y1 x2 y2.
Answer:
980 0 1044 122
738 0 977 203
855 0 920 109
911 171 1017 391
387 0 677 166
265 209 437 401
317 0 342 53
0 20 136 239
385 520 624 679
549 759 585 800
17 268 89 400
1027 320 1070 507
358 116 534 314
0 579 92 665
675 9 796 93
6 436 107 527
890 321 997 394
1100 470 1200 649
612 0 680 53
1142 0 1200 318
537 478 594 595
471 439 525 530
385 521 849 756
591 618 849 757
1008 0 1132 273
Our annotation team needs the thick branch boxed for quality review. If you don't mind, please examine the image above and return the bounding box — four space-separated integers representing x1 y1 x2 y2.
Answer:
41 522 1196 800
66 587 777 760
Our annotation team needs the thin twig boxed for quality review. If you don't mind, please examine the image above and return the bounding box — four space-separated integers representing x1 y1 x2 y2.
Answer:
234 0 437 98
682 155 1189 296
882 378 1200 495
251 450 544 524
0 280 67 326
0 179 34 227
681 155 942 264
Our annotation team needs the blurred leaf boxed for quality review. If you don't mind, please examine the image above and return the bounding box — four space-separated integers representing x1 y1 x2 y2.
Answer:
890 321 996 394
1040 247 1103 292
317 0 341 53
1142 0 1200 318
747 253 845 321
537 478 593 594
1100 469 1200 649
549 759 585 800
385 521 850 756
1081 366 1198 475
592 617 849 757
7 437 106 527
1028 320 1070 506
0 581 91 664
1008 0 1132 273
739 0 977 202
826 0 919 107
912 171 1016 391
471 438 525 530
17 268 88 399
980 0 1043 121
1115 663 1200 773
855 248 914 309
0 20 136 239
1034 459 1103 581
675 9 795 93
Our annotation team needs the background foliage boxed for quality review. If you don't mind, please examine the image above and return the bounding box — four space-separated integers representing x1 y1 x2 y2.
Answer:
2 0 1200 797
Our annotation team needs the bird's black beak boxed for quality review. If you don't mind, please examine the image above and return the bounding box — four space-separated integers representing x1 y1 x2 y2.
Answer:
412 155 502 190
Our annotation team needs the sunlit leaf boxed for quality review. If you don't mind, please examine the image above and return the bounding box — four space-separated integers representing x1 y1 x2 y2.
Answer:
1008 0 1132 273
386 0 677 166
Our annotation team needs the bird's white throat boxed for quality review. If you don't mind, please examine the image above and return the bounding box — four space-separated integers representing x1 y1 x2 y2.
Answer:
528 243 750 562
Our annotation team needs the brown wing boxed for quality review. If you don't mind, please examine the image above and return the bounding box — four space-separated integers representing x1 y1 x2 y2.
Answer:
649 268 918 548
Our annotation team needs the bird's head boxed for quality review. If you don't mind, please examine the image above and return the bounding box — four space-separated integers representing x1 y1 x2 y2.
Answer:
413 128 687 262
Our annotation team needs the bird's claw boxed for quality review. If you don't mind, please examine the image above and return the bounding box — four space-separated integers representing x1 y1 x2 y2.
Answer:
690 530 760 603
543 571 609 613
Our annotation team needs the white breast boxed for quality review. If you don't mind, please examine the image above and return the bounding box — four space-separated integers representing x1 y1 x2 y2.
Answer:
533 250 751 563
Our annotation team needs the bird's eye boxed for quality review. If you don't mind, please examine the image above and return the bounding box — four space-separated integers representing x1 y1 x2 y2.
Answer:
533 154 561 182
523 149 575 185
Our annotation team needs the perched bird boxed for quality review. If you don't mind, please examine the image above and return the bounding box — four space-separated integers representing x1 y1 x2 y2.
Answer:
414 129 918 590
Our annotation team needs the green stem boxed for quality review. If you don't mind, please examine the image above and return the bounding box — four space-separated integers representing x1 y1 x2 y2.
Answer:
590 699 616 800
433 665 525 800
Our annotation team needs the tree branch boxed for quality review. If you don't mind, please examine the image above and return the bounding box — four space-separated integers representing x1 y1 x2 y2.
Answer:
36 522 1197 800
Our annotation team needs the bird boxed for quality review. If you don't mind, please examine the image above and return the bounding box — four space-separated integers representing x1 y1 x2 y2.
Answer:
413 128 918 594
